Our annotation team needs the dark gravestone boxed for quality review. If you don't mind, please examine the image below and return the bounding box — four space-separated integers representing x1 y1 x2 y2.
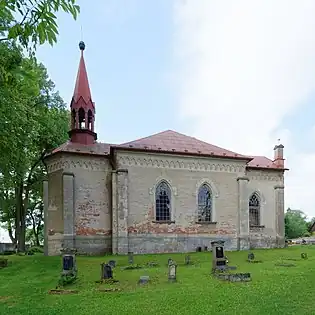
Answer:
196 246 202 252
101 263 113 280
139 275 150 285
185 255 191 265
216 246 224 258
248 252 255 261
204 246 208 251
128 252 134 264
108 260 116 268
63 255 74 271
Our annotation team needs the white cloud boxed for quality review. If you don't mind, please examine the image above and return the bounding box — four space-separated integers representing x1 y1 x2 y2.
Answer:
173 0 315 217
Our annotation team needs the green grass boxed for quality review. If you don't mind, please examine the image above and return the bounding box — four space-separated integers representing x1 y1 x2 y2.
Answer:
0 246 315 315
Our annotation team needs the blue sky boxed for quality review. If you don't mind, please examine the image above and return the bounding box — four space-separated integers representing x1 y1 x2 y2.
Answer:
36 0 184 145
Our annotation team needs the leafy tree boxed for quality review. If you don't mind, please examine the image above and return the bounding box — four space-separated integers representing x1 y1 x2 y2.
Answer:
0 0 80 51
285 208 309 239
0 42 69 251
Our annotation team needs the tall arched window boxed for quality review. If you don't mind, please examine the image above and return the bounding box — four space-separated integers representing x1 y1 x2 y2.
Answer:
249 193 260 226
78 107 85 129
198 184 212 222
88 109 93 130
155 181 171 221
71 109 76 129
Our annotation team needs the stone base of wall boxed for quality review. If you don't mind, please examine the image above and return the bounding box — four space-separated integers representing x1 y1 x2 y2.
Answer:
127 234 238 254
249 235 279 249
75 235 112 255
46 234 112 256
46 233 283 255
47 233 63 256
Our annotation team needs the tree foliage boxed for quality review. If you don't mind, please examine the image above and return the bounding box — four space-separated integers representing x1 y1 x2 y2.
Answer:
0 0 80 51
285 208 309 239
0 42 69 251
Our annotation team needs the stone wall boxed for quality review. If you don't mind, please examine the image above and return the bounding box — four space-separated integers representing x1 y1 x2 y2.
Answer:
113 151 248 254
246 169 285 248
112 151 285 254
44 153 112 255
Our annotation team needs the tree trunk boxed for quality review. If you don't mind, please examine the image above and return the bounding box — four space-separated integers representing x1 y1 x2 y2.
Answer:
16 182 26 252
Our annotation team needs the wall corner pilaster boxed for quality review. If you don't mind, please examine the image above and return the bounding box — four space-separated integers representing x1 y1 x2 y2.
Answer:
274 184 285 247
237 176 250 250
116 169 129 254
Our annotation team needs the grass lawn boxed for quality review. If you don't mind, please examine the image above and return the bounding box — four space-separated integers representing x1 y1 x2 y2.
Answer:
0 246 315 315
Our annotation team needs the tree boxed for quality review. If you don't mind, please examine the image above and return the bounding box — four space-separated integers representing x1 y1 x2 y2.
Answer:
0 0 80 51
285 208 309 239
0 41 69 251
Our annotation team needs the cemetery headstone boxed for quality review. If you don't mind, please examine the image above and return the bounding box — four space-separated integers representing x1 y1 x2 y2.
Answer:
101 263 113 280
168 258 173 266
248 252 255 261
168 262 177 282
138 275 150 285
211 240 227 272
108 260 116 268
185 255 191 265
58 248 77 287
128 252 134 264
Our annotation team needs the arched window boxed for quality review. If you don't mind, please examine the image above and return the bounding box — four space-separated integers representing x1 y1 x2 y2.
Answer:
88 109 93 130
198 184 212 222
71 109 76 129
155 181 171 221
249 193 260 226
78 107 85 129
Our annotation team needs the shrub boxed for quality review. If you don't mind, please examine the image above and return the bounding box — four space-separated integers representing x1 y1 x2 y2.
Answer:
27 246 44 254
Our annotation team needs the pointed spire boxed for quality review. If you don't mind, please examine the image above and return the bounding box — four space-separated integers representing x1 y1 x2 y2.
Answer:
73 41 93 104
68 41 97 145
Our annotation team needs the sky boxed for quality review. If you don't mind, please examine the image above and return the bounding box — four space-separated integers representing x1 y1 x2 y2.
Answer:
2 0 315 241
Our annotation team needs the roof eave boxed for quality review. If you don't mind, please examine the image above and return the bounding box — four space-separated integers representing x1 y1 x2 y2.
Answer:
110 146 252 162
246 166 289 172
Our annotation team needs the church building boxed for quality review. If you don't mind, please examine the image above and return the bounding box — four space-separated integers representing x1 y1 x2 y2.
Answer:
43 42 287 256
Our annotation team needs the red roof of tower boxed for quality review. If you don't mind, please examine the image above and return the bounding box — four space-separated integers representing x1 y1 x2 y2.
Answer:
72 42 93 105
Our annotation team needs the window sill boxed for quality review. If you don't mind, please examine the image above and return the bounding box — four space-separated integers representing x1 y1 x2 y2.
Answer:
250 225 265 229
196 221 217 225
152 220 175 224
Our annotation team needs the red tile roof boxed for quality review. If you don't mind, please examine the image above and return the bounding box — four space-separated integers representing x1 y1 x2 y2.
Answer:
116 130 250 160
48 130 285 171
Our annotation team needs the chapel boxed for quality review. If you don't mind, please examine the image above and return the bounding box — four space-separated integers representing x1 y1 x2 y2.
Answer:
43 42 287 256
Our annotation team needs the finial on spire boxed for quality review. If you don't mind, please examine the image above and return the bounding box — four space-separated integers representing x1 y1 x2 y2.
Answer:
79 41 85 51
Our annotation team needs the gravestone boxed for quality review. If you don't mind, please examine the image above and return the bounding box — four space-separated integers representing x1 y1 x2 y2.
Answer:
168 258 173 266
211 240 226 272
108 260 116 268
128 252 134 264
196 246 202 252
101 263 113 280
185 255 191 265
138 275 150 285
168 262 177 282
204 246 208 251
60 248 77 276
58 248 77 287
248 252 255 261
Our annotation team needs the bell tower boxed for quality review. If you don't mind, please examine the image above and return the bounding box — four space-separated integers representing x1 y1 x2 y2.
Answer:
68 41 97 145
